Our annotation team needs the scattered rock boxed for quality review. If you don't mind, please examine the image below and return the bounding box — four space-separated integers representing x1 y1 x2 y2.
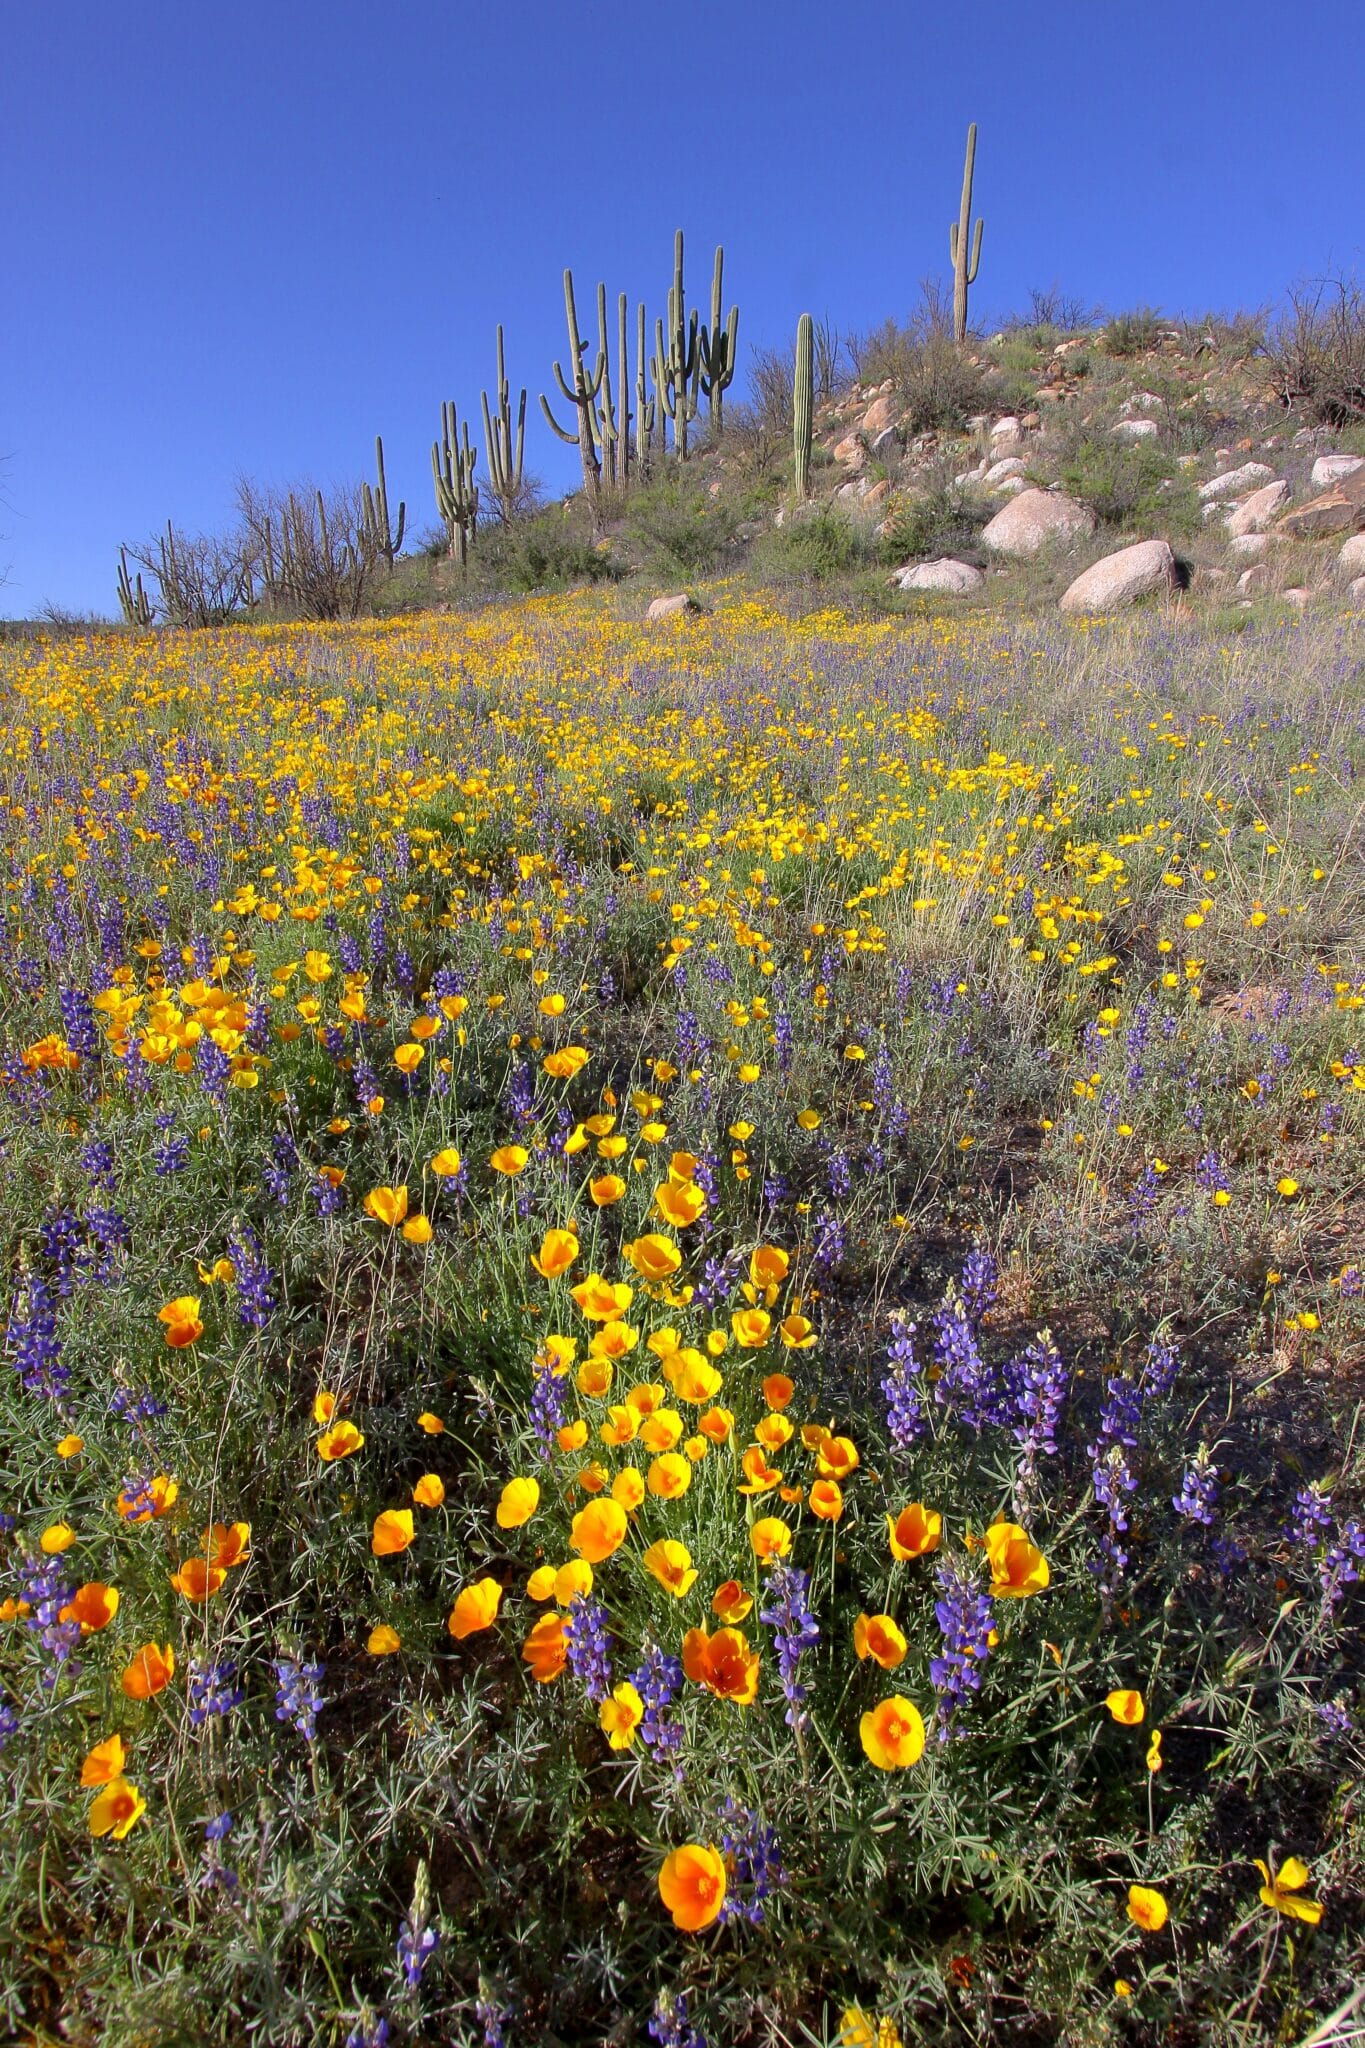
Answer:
1120 391 1162 415
892 558 984 595
833 434 865 468
861 393 898 436
980 488 1096 557
1293 425 1333 448
983 456 1027 485
992 475 1029 496
646 594 701 621
1059 539 1178 613
1339 533 1365 575
1279 466 1365 537
1020 411 1042 430
1310 454 1365 488
1225 481 1290 537
1228 533 1271 559
870 426 899 458
1113 418 1159 440
989 415 1022 445
1349 576 1365 600
1198 461 1274 503
1237 565 1271 593
863 479 891 509
1283 587 1309 607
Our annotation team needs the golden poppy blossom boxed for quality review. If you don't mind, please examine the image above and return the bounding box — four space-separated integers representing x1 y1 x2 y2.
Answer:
80 1733 127 1786
317 1420 364 1461
1126 1885 1169 1932
648 1451 692 1499
731 1307 772 1349
448 1578 502 1639
158 1295 203 1347
121 1642 175 1700
888 1502 942 1558
712 1579 753 1623
88 1779 147 1840
658 1843 728 1931
412 1473 445 1508
521 1612 569 1682
371 1509 415 1557
641 1539 698 1597
570 1497 628 1562
367 1625 401 1655
985 1521 1050 1598
116 1474 179 1520
363 1185 409 1227
490 1144 529 1176
417 1411 445 1434
809 1479 844 1521
655 1179 706 1228
589 1174 626 1207
170 1556 227 1602
625 1234 683 1282
1106 1688 1145 1725
682 1625 760 1704
599 1682 644 1750
739 1445 783 1494
532 1227 580 1279
750 1515 792 1561
860 1695 926 1769
816 1435 859 1481
40 1522 76 1555
854 1613 908 1670
572 1274 635 1321
429 1148 462 1178
1254 1856 1323 1924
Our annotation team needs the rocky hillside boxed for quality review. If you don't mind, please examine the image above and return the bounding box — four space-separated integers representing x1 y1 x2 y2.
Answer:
763 319 1365 613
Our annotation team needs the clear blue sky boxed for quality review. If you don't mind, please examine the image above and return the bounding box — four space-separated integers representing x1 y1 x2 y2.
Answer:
2 0 1361 616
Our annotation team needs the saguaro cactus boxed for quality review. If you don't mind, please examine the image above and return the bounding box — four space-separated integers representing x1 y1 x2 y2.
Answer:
540 268 607 531
116 546 153 627
949 123 984 345
698 244 739 436
431 401 479 565
656 229 701 458
481 327 527 525
635 301 656 474
793 312 814 502
360 435 405 568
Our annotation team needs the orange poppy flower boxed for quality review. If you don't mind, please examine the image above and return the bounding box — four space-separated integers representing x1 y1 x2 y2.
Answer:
659 1843 727 1930
521 1612 569 1682
681 1625 760 1704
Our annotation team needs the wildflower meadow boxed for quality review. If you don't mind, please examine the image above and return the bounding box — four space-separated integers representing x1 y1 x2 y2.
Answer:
1 593 1363 2045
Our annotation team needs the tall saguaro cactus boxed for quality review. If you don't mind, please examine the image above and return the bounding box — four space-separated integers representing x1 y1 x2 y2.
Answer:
481 327 527 525
431 401 479 565
793 312 814 503
698 244 739 436
360 435 405 569
116 545 153 627
656 229 701 458
949 123 984 345
540 268 607 531
635 300 656 475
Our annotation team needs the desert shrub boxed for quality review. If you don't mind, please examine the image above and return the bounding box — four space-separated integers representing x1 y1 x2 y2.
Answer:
1102 306 1165 356
480 508 618 591
879 469 989 563
752 505 868 583
852 290 1000 436
1058 435 1200 534
1267 276 1365 425
749 343 795 434
626 477 740 577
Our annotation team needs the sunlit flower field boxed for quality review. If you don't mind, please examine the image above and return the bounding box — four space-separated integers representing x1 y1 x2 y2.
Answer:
1 594 1362 2046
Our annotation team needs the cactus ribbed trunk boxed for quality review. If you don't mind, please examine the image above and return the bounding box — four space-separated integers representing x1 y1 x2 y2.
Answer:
950 123 983 346
793 312 813 502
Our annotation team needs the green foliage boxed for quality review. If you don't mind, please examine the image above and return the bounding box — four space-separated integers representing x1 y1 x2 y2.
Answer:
480 508 617 591
1058 434 1200 535
1102 306 1165 357
879 472 989 564
626 474 739 576
752 505 867 583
